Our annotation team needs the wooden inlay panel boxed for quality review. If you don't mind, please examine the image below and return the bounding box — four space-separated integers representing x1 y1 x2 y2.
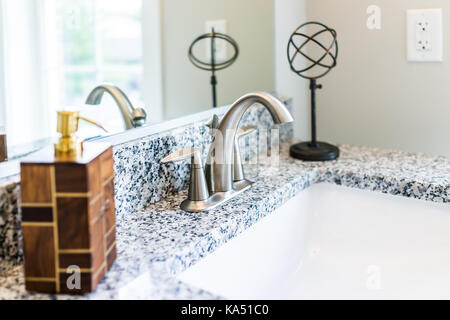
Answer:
90 214 105 273
57 197 89 250
106 227 116 250
20 145 116 294
59 253 91 269
25 281 56 293
103 179 116 232
21 165 52 203
106 244 117 270
93 266 106 289
99 148 114 181
55 164 87 193
22 226 55 278
88 193 103 224
87 158 102 198
21 206 53 222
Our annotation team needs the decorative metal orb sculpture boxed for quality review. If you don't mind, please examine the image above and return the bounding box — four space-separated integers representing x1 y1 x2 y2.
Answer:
288 21 338 80
287 22 340 162
188 30 239 107
188 32 239 72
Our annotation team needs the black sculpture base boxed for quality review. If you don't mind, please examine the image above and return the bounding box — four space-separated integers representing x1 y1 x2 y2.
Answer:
290 141 339 162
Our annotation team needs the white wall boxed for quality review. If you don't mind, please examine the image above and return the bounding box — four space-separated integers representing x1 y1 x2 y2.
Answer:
1 0 47 147
0 0 6 131
274 0 307 140
161 0 275 120
301 0 450 157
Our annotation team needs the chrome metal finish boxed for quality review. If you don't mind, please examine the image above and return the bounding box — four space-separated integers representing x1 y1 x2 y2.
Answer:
162 92 293 213
162 148 210 203
85 83 147 130
206 114 220 131
233 125 257 182
180 181 251 212
206 92 293 193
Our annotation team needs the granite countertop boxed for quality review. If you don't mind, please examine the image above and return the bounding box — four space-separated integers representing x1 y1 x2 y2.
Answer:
0 141 449 300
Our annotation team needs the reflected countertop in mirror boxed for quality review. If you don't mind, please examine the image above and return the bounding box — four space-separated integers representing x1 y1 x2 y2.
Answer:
0 102 232 182
0 0 275 156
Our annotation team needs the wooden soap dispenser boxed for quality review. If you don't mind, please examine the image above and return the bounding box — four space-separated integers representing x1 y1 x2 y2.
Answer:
20 110 117 294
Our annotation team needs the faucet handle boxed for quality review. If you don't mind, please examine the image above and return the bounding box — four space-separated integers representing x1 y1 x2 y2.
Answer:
162 148 210 205
236 125 257 139
206 114 220 130
162 148 203 168
233 125 257 183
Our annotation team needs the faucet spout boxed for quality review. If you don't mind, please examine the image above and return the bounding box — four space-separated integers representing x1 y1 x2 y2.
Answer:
207 92 293 193
85 83 147 130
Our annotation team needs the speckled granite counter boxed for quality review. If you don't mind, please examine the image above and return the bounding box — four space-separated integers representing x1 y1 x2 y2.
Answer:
0 141 449 299
0 101 293 263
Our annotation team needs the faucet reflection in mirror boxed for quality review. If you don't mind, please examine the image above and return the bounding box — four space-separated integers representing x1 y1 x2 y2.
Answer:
163 92 293 212
85 83 148 130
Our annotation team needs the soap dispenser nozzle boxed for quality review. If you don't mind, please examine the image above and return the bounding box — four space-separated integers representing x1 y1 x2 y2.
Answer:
54 110 107 157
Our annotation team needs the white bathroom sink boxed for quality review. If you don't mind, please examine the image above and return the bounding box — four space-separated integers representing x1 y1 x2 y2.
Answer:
179 183 450 299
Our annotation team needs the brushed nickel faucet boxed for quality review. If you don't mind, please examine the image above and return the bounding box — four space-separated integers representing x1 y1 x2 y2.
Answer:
163 92 293 212
233 125 257 184
85 83 147 130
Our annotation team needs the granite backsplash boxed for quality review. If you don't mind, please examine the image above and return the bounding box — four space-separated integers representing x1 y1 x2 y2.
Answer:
0 101 294 263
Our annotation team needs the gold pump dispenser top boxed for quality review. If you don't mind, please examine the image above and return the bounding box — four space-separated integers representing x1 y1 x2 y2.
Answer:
54 110 107 157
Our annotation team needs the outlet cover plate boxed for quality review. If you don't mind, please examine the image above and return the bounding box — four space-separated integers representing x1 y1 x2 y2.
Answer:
407 8 443 62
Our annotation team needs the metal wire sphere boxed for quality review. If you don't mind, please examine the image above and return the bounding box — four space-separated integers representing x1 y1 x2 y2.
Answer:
287 21 338 80
188 32 239 71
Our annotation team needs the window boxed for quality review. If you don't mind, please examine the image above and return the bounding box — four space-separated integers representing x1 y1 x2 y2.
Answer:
0 0 161 147
0 1 5 133
42 0 144 135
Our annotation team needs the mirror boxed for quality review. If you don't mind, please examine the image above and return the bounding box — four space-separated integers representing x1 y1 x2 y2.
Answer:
0 0 275 159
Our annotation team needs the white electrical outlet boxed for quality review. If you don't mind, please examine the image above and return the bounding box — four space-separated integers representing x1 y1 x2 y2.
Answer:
205 20 227 62
407 9 443 62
